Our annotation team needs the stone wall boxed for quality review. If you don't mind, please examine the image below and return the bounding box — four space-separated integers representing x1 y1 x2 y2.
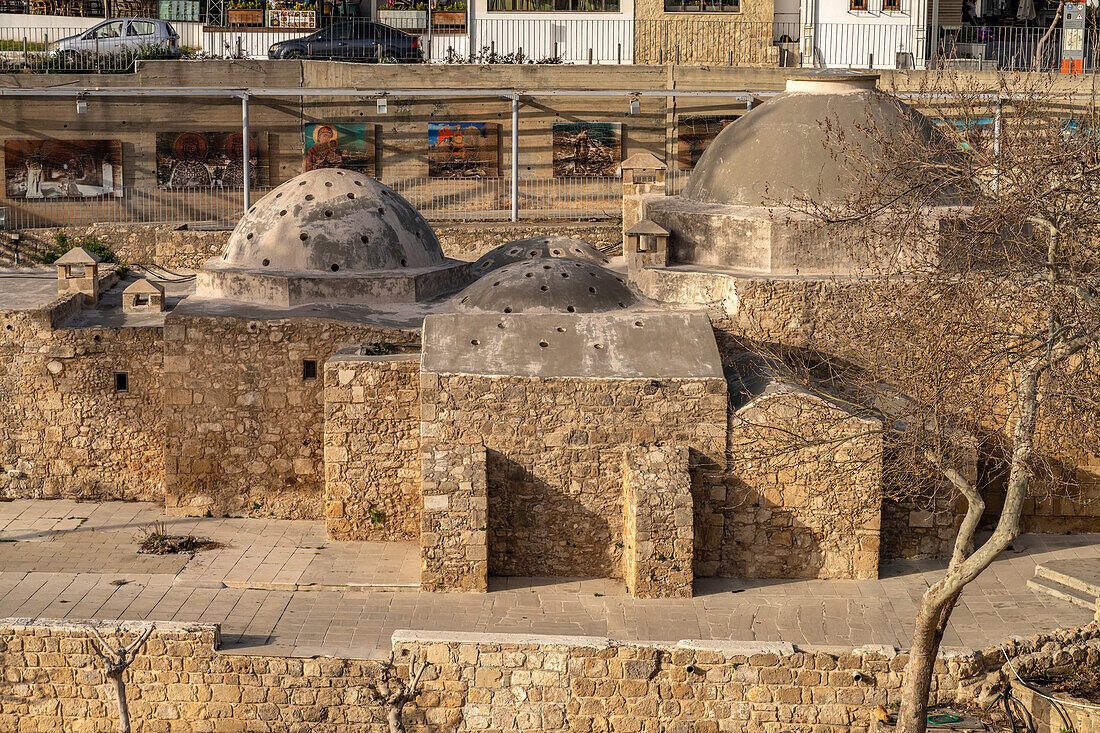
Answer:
420 373 727 579
163 314 419 519
6 618 1095 733
420 440 489 593
0 295 165 502
721 388 883 579
622 446 694 598
434 222 621 261
324 353 423 542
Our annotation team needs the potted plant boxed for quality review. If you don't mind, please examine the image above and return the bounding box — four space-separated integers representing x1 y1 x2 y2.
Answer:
431 0 466 31
268 0 316 28
379 0 428 30
227 0 265 26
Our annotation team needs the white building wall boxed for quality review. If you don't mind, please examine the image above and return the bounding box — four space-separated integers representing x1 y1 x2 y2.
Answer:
467 0 634 63
802 0 929 69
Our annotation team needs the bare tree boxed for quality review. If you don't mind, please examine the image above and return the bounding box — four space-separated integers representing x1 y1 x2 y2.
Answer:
87 624 155 733
757 71 1100 733
368 650 429 733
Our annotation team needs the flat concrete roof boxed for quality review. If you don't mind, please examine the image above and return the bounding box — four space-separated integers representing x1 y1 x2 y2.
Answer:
171 293 433 331
62 275 197 329
0 268 61 312
422 310 724 379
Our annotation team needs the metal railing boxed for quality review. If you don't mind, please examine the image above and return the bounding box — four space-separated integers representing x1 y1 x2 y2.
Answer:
0 25 184 70
2 177 621 229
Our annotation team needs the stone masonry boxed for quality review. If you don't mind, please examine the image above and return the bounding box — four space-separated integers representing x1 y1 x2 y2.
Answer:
419 439 488 593
324 353 422 542
622 446 694 598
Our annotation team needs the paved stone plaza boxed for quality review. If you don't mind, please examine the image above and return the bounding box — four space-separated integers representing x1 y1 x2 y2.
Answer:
0 499 1093 660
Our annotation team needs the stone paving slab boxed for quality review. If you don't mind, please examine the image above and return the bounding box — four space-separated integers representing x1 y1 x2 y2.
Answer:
0 499 1096 659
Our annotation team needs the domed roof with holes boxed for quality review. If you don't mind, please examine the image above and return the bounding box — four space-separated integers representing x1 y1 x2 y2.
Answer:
454 259 641 314
215 169 443 274
471 235 609 276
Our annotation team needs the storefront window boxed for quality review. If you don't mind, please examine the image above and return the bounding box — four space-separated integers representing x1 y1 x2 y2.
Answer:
664 0 740 12
488 0 620 11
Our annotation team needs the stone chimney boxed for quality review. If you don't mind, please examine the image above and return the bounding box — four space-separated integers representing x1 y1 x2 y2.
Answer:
55 247 101 307
620 153 667 242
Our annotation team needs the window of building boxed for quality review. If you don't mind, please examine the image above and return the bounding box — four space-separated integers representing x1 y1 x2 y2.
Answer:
850 0 868 9
488 0 620 12
302 360 318 380
114 372 129 393
883 0 901 10
665 0 739 12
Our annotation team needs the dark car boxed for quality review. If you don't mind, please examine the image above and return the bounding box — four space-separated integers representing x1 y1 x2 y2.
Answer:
268 20 422 62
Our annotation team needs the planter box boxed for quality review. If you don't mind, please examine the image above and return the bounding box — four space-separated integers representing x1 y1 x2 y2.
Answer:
227 8 264 26
269 8 315 27
378 9 427 30
431 10 465 29
159 0 199 20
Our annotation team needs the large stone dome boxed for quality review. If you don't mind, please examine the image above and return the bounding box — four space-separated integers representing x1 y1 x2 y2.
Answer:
683 70 953 208
455 259 641 314
471 235 609 276
217 169 443 273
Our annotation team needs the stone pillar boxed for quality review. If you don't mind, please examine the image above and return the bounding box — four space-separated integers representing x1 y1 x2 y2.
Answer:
54 247 101 307
624 219 670 277
622 445 693 599
420 442 488 593
620 153 667 242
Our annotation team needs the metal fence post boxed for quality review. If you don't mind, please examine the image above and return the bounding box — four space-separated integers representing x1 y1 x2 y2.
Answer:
511 93 519 222
993 96 1002 197
242 92 251 212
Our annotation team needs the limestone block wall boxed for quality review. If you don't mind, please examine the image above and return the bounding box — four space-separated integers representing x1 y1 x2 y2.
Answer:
719 389 883 579
421 372 727 579
622 446 694 598
0 297 165 502
8 618 1094 733
324 353 423 542
163 314 419 519
420 440 488 593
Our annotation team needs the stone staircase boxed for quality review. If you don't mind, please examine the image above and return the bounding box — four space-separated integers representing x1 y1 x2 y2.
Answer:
1028 559 1100 611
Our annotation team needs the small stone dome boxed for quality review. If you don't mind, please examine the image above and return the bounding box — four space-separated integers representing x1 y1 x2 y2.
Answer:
684 70 955 208
216 169 443 273
455 259 641 314
471 235 609 276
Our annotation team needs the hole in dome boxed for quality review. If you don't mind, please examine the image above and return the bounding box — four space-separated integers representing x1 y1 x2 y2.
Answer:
479 262 491 268
508 248 520 255
262 258 270 266
249 206 256 214
618 302 626 308
634 320 644 327
556 327 566 333
544 238 551 243
300 233 309 241
574 248 583 253
540 285 549 291
400 259 407 267
527 250 538 257
325 210 333 217
336 171 345 175
589 272 598 277
415 231 422 239
347 193 355 200
246 232 254 240
589 287 596 294
361 235 370 244
567 305 576 313
504 307 513 313
551 249 561 255
593 343 604 349
461 296 468 303
497 322 506 328
561 273 569 278
222 254 228 260
298 181 307 186
279 210 287 216
325 181 333 187
524 272 533 278
471 339 480 345
305 194 314 201
275 193 282 198
539 341 549 348
493 281 501 287
331 264 340 272
378 207 385 215
543 264 551 270
354 180 362 186
616 277 624 283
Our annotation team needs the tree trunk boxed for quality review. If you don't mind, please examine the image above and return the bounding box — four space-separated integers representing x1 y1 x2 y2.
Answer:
387 705 404 733
108 671 131 733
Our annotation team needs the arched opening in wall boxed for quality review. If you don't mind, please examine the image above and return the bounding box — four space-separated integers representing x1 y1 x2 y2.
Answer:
485 449 616 580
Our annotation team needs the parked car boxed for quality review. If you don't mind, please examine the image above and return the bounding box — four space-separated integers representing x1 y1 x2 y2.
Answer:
268 21 422 62
51 18 180 57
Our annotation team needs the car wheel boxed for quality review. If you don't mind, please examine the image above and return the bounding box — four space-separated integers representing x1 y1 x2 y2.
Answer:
284 50 302 59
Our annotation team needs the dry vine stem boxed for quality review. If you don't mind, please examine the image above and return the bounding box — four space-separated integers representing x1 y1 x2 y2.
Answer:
369 650 429 733
88 624 154 733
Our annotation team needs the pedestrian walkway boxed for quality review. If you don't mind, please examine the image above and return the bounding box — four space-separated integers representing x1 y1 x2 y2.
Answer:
0 499 1094 659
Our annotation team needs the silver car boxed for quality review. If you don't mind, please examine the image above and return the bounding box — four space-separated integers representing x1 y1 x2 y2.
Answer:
52 18 180 57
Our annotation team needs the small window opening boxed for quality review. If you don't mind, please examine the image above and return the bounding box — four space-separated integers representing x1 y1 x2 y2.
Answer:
302 360 318 380
114 372 129 393
134 294 149 306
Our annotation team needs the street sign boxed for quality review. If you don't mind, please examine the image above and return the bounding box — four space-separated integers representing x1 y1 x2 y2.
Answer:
1062 1 1086 73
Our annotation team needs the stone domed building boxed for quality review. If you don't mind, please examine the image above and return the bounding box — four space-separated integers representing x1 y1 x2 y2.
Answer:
197 169 469 306
470 235 609 277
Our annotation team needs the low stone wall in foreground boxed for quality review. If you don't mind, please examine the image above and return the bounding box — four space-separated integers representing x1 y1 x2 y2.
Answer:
3 618 1098 733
